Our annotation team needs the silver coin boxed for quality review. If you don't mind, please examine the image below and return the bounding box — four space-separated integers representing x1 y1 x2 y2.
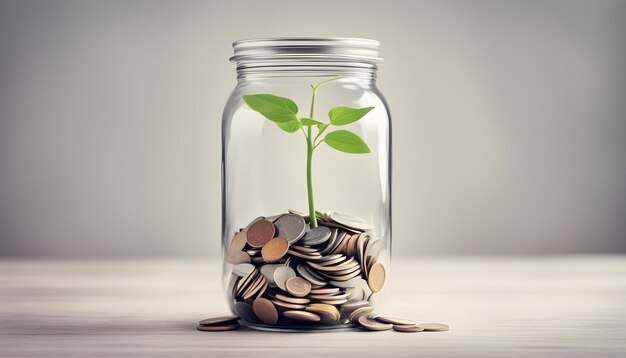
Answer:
232 263 256 277
274 214 307 244
328 211 373 231
273 265 296 291
329 277 361 289
296 264 326 286
299 226 332 246
259 263 283 287
288 209 309 219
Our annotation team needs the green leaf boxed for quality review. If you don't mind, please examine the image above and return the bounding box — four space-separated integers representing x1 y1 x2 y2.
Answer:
315 210 325 220
328 106 374 126
317 123 330 132
275 120 301 133
243 94 298 123
300 118 323 126
323 130 371 154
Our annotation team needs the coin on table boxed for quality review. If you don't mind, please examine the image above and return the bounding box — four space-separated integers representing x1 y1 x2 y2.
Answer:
357 316 393 331
417 323 450 331
393 324 425 333
282 310 321 322
367 262 385 292
299 226 332 246
252 297 278 325
328 211 373 231
246 219 276 248
286 276 312 297
274 265 296 291
198 315 239 326
261 237 289 263
274 214 307 243
375 317 416 326
197 324 240 331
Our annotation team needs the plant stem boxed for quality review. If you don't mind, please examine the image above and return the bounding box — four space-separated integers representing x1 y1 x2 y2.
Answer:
305 76 340 228
307 85 318 227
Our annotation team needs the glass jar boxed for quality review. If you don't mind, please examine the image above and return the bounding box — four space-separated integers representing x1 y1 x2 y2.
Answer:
221 38 391 331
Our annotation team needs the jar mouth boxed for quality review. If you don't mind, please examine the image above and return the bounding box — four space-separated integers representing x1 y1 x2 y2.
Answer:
230 37 383 64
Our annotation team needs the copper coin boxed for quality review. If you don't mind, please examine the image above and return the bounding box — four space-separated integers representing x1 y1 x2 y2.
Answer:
367 262 385 292
285 276 312 297
418 323 450 331
393 324 425 332
275 294 310 305
246 220 275 248
282 310 321 322
197 324 240 331
358 316 393 331
261 237 289 263
252 297 278 325
349 305 375 323
375 317 416 326
198 315 239 326
305 303 340 324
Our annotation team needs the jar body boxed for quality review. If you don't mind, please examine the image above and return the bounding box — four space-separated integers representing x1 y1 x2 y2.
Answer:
221 76 391 330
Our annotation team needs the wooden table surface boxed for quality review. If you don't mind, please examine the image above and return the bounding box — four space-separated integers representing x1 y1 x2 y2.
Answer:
1 256 625 357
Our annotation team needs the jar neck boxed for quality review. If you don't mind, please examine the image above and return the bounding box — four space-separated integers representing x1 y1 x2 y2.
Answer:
234 61 378 84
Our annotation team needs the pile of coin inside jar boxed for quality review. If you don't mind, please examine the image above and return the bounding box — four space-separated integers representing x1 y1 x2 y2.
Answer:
224 209 391 330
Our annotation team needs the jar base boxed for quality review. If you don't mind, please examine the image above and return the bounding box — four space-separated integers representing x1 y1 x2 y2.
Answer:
245 322 357 332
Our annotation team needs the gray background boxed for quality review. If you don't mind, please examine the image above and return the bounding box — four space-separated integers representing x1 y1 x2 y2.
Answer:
1 0 625 258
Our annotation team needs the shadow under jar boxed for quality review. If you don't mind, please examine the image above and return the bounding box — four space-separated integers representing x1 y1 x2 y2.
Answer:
221 38 391 331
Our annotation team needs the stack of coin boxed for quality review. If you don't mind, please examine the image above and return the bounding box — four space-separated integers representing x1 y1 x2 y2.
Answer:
226 210 389 328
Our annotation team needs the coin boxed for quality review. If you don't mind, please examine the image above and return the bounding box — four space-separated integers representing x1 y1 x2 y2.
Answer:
259 263 282 287
349 305 375 323
393 324 425 333
275 294 310 305
274 214 307 243
367 262 385 292
305 303 340 324
282 310 321 322
229 231 247 252
242 275 267 300
374 317 416 326
197 324 240 331
232 263 255 277
309 287 340 295
252 297 278 325
274 265 296 291
296 264 326 286
261 237 289 263
357 316 393 331
328 211 373 230
198 315 239 326
286 276 312 297
246 220 275 248
271 299 306 310
417 323 450 331
299 226 332 246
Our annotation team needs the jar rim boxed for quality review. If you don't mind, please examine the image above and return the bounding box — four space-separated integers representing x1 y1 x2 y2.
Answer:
230 37 383 64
